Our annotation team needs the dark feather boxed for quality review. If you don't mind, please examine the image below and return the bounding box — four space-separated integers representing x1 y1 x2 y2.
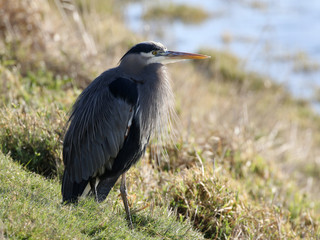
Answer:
120 42 165 62
62 170 89 203
109 77 138 105
62 70 140 202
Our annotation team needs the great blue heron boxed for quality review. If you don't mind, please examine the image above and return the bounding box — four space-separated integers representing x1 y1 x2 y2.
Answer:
62 41 209 227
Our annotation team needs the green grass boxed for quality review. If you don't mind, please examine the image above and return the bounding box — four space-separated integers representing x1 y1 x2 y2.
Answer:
0 105 64 178
0 152 204 239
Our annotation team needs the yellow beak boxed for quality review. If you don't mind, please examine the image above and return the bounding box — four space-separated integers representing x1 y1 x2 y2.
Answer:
161 51 210 60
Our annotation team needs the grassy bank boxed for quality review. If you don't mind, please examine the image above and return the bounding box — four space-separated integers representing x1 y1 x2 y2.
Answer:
0 0 319 239
0 153 203 239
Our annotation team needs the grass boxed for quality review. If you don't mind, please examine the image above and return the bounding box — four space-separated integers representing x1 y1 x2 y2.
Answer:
0 152 203 239
143 3 210 24
273 50 320 73
1 0 320 239
292 51 320 73
0 105 65 178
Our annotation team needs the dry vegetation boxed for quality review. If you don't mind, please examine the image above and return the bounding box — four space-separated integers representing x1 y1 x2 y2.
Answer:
142 3 210 24
0 0 320 239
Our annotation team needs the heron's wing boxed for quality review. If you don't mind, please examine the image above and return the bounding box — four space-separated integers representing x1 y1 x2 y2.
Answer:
63 72 139 183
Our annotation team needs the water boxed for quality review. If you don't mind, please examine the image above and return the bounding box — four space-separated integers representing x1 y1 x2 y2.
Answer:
125 0 320 109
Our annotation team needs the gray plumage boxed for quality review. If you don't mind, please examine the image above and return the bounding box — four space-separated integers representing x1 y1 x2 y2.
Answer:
61 41 209 227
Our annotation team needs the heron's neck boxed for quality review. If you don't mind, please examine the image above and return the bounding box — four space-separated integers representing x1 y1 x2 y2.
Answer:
118 55 146 77
137 64 174 139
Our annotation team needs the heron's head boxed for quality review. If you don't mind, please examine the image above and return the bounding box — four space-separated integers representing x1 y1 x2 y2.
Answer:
119 41 210 70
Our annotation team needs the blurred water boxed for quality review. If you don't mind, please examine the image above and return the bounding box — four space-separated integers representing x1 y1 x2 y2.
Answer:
125 0 320 110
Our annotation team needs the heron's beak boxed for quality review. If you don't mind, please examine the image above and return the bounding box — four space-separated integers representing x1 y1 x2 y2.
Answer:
161 51 210 60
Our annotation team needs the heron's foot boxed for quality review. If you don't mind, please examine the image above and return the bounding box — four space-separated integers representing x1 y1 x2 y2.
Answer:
125 211 133 229
122 197 133 229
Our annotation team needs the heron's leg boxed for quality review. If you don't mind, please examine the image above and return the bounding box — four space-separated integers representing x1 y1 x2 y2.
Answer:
96 175 119 202
120 173 133 229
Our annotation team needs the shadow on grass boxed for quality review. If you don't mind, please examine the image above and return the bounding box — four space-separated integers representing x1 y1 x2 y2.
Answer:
132 212 158 236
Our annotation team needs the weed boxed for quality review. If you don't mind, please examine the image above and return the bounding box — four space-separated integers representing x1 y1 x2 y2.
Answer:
143 3 209 24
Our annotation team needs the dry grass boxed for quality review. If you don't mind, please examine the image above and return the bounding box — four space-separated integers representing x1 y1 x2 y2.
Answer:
0 0 320 239
143 3 210 24
0 0 138 87
274 51 320 73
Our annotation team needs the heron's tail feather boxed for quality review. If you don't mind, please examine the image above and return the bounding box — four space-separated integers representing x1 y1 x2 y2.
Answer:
61 170 89 203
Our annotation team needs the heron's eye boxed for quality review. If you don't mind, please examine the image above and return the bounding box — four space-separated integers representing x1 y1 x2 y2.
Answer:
152 50 158 55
